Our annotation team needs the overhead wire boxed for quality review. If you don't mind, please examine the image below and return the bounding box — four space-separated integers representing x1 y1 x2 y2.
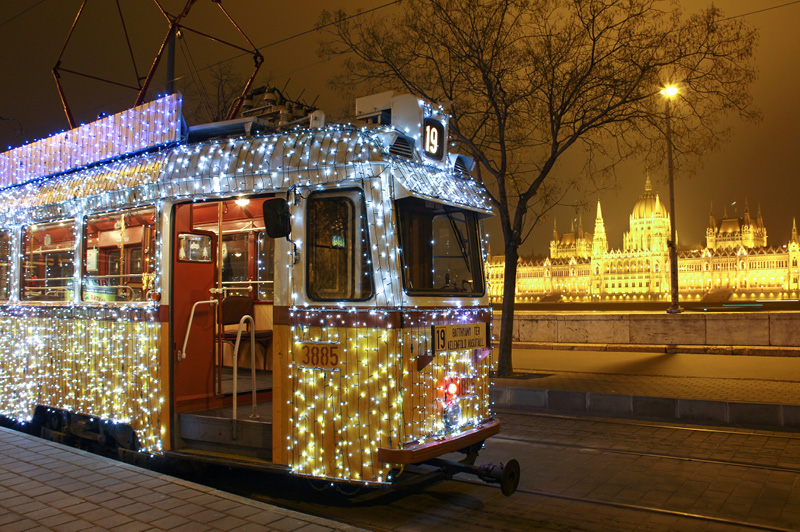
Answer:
181 0 403 80
177 33 214 119
721 0 800 21
180 0 800 105
0 0 48 29
142 0 404 109
160 0 800 82
3 0 799 132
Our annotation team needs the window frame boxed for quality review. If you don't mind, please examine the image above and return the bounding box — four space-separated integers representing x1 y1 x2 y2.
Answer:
0 229 13 301
395 197 486 297
256 231 275 302
176 232 214 263
82 205 158 303
20 218 77 302
305 188 374 302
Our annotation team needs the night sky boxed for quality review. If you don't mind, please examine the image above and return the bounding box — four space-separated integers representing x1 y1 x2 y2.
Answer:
1 1 798 256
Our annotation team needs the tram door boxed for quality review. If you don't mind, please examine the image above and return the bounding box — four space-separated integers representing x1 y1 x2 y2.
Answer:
172 203 218 413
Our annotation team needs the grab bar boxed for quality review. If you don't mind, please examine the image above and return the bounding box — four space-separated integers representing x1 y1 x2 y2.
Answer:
231 314 260 439
177 299 217 361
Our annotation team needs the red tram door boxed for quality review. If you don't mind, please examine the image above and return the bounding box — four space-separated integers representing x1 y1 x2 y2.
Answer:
171 202 218 413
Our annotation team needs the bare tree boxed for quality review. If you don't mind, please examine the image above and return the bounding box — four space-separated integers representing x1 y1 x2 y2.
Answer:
320 0 758 377
180 62 247 125
0 116 25 148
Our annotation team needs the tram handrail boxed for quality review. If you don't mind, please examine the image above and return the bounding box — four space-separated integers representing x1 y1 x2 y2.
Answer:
86 273 145 280
178 299 218 361
231 314 260 439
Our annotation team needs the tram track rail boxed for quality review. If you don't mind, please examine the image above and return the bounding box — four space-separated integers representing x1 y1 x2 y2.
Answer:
483 409 800 531
457 479 797 532
234 444 800 532
492 433 800 475
244 470 799 532
204 410 800 531
494 409 800 476
495 409 800 439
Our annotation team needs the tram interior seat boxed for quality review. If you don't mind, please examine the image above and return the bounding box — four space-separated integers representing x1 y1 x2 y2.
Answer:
220 295 273 370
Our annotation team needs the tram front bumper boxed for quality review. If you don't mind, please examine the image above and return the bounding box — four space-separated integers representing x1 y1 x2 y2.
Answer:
376 418 500 465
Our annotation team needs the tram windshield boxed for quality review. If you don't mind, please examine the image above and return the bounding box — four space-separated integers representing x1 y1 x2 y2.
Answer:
397 197 485 296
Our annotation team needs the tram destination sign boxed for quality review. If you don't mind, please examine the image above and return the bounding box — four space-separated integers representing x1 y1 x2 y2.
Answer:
432 323 488 354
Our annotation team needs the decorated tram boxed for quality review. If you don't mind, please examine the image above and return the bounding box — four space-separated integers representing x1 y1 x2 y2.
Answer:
0 91 518 494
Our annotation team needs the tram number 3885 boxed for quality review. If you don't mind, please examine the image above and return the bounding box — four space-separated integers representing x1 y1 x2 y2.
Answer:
297 343 340 369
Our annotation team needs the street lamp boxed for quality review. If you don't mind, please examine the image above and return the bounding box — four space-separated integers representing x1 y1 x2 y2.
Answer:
661 84 681 314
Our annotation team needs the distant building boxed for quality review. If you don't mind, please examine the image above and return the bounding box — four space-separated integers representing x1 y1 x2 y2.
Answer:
486 175 800 303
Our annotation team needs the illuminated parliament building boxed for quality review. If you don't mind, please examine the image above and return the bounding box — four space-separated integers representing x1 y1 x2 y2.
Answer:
486 175 800 303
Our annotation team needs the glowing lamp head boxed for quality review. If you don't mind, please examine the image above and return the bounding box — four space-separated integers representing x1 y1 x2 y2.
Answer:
235 197 251 207
445 380 458 397
660 85 678 98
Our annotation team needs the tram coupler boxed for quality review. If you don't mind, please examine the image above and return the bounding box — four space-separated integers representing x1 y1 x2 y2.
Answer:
426 457 520 496
69 417 106 445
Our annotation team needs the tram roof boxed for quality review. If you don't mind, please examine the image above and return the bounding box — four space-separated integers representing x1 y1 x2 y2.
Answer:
0 125 492 223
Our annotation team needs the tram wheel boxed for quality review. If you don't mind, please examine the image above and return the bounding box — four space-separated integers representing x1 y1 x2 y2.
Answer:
307 478 331 492
335 483 363 497
47 411 63 432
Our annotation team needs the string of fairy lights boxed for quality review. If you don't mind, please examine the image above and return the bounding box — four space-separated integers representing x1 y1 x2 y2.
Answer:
0 93 497 483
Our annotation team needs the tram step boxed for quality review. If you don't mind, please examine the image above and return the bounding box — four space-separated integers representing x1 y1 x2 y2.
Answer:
179 413 273 458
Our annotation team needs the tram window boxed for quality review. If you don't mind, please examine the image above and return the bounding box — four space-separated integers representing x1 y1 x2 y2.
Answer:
0 230 11 300
130 248 144 274
222 233 249 296
177 233 212 262
107 249 121 283
396 197 485 296
307 190 373 301
21 220 76 301
83 207 156 303
257 232 275 301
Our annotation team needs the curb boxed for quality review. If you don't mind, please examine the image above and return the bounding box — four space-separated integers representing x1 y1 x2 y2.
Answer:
491 386 800 431
509 342 800 357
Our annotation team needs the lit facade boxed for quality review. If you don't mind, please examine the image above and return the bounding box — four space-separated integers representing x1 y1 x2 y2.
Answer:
487 176 800 303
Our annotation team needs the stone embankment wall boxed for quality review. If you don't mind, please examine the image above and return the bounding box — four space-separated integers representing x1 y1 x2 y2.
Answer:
495 312 800 352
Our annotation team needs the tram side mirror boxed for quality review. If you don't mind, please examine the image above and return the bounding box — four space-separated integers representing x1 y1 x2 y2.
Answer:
262 198 291 238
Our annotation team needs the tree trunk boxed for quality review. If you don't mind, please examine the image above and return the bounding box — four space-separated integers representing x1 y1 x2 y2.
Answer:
496 245 519 377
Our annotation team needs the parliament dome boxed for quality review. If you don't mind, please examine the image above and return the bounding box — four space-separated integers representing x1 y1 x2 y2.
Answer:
631 174 667 219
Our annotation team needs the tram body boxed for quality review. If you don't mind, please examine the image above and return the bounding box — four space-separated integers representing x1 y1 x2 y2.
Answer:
0 93 513 490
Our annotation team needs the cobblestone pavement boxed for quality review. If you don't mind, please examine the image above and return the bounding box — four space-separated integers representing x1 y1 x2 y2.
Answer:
0 427 366 532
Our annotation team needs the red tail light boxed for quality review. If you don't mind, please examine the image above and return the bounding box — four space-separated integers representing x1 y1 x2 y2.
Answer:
446 381 458 396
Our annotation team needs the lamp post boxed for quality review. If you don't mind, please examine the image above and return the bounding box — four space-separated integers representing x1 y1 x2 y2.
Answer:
661 85 681 314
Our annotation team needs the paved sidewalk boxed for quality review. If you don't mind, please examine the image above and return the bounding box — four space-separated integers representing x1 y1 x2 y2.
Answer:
493 346 800 430
0 427 366 532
